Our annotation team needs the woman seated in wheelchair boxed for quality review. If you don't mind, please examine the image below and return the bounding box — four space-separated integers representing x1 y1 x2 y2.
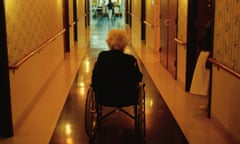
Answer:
91 29 143 107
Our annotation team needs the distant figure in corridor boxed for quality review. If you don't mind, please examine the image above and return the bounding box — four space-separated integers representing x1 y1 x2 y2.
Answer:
91 29 143 106
107 0 114 19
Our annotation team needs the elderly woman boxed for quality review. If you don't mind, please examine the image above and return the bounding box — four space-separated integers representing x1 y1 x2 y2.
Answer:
91 29 143 106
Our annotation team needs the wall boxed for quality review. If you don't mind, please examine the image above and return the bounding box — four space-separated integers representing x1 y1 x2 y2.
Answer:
77 0 87 49
211 67 240 143
145 0 156 52
214 0 240 73
153 0 160 53
211 0 240 142
5 0 65 131
9 37 64 130
131 0 142 48
5 0 64 66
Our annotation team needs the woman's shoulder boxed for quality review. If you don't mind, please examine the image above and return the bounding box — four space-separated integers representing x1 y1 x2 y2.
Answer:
123 53 137 61
98 50 109 56
99 50 136 60
98 50 118 59
126 53 135 58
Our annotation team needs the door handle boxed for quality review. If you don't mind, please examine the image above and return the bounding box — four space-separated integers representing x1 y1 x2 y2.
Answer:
164 19 169 26
174 38 187 46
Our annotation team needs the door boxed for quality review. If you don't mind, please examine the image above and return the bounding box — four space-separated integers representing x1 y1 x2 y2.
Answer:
160 0 168 68
168 0 177 78
160 0 177 78
186 0 213 91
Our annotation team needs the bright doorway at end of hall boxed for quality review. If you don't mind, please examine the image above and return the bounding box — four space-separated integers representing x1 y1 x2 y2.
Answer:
90 0 125 25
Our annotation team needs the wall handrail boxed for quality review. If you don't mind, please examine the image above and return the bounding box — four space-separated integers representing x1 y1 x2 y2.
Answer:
174 38 187 46
208 57 240 79
130 13 141 20
77 14 86 21
69 21 76 27
9 29 66 70
143 20 154 27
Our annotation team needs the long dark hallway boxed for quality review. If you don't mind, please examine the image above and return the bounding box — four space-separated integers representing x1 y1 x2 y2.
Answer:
49 15 188 144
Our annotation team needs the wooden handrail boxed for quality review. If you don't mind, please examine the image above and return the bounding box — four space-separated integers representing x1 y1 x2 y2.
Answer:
69 21 76 27
143 20 154 27
9 29 66 70
208 57 240 79
77 14 87 21
130 13 141 20
174 38 187 46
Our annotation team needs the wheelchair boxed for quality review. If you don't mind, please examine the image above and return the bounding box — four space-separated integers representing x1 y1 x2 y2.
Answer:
85 82 146 140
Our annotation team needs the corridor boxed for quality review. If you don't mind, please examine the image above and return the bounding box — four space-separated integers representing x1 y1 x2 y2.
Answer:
0 7 232 144
49 16 188 144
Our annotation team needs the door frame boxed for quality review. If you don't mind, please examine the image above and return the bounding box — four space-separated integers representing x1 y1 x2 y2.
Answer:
186 0 198 91
186 0 214 91
85 0 90 27
141 0 146 40
125 0 129 24
63 0 70 53
73 0 78 41
126 0 132 27
0 1 14 137
186 0 214 118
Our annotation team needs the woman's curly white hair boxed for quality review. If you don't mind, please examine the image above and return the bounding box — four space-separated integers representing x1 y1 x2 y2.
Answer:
106 29 129 51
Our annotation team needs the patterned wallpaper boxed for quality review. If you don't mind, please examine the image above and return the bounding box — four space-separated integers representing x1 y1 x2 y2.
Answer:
214 0 240 73
4 0 63 65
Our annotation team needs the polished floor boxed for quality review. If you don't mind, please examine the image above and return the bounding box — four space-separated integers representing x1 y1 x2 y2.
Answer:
49 15 188 144
0 15 232 144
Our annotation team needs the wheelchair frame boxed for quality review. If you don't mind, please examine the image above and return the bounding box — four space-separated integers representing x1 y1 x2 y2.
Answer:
85 82 146 140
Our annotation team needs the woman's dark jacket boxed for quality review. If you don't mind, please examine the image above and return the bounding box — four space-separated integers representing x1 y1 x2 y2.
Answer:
92 50 143 106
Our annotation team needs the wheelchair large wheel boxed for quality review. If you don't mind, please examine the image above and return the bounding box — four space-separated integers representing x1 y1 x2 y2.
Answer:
85 87 97 139
136 83 146 137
